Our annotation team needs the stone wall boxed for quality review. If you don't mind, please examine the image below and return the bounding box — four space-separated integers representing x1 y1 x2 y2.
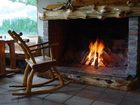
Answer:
127 17 139 76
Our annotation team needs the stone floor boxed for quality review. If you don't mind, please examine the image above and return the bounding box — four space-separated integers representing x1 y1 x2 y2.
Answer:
0 73 140 105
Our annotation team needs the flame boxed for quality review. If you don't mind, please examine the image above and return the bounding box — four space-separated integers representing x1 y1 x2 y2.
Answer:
84 39 105 68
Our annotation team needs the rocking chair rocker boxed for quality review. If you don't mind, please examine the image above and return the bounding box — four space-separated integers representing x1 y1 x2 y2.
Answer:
8 30 69 96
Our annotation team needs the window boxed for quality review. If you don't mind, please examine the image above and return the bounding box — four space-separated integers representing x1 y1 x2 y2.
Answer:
0 0 37 37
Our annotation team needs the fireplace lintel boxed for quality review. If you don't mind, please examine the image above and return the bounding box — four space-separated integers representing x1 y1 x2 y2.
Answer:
39 0 140 20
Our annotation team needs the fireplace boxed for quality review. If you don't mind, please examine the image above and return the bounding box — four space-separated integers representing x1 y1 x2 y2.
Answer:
39 0 140 90
44 17 140 90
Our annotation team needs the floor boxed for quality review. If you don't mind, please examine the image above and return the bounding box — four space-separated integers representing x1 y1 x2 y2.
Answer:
0 73 140 105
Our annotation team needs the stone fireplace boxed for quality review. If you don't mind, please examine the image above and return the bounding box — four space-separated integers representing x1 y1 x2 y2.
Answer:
40 0 140 90
43 17 139 90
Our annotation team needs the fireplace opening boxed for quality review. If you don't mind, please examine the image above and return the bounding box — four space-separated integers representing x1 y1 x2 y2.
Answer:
50 18 131 77
47 17 139 90
60 18 128 62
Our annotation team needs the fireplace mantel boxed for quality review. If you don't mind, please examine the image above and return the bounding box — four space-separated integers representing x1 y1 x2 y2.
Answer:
39 3 140 20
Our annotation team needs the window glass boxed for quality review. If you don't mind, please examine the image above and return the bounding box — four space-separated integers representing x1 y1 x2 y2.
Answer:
0 0 37 37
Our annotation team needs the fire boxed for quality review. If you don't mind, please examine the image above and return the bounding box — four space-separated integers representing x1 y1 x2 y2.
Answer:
84 39 105 68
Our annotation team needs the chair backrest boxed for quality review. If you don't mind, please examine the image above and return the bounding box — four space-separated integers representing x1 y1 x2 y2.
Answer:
8 30 36 64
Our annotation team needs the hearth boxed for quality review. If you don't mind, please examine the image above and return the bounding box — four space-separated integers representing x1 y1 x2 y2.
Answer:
43 17 140 90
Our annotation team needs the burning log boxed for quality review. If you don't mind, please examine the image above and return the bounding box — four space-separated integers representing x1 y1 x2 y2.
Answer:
101 50 111 66
81 39 105 68
95 52 99 69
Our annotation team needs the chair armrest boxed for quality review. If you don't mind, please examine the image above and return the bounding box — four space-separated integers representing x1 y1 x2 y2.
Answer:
29 41 49 48
30 42 59 52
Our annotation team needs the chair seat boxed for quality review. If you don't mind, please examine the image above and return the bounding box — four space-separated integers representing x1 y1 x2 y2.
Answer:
26 55 56 72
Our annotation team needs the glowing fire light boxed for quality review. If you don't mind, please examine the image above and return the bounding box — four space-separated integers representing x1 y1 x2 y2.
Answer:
84 39 105 68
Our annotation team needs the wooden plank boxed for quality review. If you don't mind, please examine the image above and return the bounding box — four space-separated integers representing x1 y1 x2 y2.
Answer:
62 72 139 91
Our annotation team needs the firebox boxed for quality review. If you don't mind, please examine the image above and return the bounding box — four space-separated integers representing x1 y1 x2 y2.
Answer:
45 17 140 90
53 18 129 75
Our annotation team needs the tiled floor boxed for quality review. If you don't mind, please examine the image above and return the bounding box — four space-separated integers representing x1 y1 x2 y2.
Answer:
0 73 140 105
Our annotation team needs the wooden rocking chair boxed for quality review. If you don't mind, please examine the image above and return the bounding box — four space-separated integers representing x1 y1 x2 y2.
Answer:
8 30 69 96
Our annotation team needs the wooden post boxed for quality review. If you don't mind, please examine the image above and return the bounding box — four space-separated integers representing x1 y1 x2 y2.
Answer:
0 41 6 76
7 41 16 69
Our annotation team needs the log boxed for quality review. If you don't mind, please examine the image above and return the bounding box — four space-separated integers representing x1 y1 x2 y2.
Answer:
72 0 140 6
